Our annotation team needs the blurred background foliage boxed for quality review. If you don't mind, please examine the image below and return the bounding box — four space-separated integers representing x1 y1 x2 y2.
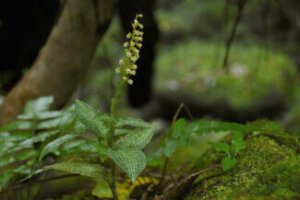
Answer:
83 0 300 129
1 0 299 128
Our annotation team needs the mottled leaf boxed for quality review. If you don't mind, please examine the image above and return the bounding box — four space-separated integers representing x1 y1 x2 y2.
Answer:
47 162 105 179
114 125 155 150
39 134 77 160
75 100 110 137
107 148 146 181
116 117 151 129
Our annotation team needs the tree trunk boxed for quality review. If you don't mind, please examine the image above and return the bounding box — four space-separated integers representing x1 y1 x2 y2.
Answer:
0 0 116 125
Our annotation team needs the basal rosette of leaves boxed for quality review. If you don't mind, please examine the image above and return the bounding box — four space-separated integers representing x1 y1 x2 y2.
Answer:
0 96 156 198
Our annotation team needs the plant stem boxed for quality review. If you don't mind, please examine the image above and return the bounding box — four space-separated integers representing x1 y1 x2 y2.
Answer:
107 80 125 200
159 103 194 187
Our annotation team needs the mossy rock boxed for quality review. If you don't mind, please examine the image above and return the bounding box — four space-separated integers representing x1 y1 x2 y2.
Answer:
155 40 297 109
184 131 300 200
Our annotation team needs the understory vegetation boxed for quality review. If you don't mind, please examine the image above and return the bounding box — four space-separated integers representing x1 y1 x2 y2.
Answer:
1 0 300 199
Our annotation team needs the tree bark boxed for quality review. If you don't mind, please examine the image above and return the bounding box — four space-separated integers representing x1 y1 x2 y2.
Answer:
0 0 116 125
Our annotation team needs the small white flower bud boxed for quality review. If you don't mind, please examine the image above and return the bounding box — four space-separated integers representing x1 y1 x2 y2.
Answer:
115 67 121 73
135 31 143 36
131 64 138 70
122 76 128 81
138 24 144 29
126 33 132 39
125 68 131 74
130 41 136 47
123 42 129 48
133 48 139 54
136 43 142 48
119 59 125 65
130 70 136 76
128 79 133 85
131 56 138 62
126 52 132 57
134 37 143 42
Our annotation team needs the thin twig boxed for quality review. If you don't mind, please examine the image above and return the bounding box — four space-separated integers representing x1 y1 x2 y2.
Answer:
158 157 169 187
159 103 194 187
222 0 248 72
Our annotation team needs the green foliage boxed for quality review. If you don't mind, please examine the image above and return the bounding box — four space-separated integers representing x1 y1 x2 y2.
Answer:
114 125 155 150
155 40 297 109
0 97 89 187
75 99 155 182
39 134 78 161
47 162 105 179
107 148 146 181
0 96 155 197
208 131 247 171
221 157 237 172
75 100 110 138
153 118 259 172
0 15 153 200
159 118 255 160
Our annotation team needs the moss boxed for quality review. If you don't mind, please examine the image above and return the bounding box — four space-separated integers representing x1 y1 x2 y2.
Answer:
184 133 300 200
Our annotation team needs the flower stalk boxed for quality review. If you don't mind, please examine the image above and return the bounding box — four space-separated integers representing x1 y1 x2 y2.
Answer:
107 14 144 200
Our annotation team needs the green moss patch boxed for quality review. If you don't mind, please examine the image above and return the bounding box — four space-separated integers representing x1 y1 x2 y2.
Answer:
155 40 297 109
184 131 300 200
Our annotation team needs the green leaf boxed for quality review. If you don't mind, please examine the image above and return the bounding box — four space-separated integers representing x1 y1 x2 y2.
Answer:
18 111 61 120
47 162 105 179
39 134 77 160
75 100 110 137
14 165 31 175
172 118 186 138
73 120 86 134
221 157 237 171
62 140 107 154
116 117 151 129
114 125 155 150
164 137 179 158
0 168 15 186
115 128 130 136
58 106 76 130
231 132 246 152
9 132 32 142
209 142 230 155
107 148 146 181
0 157 15 168
24 96 53 114
36 118 61 129
16 149 37 161
188 119 260 135
11 130 60 152
0 140 15 157
0 120 35 131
